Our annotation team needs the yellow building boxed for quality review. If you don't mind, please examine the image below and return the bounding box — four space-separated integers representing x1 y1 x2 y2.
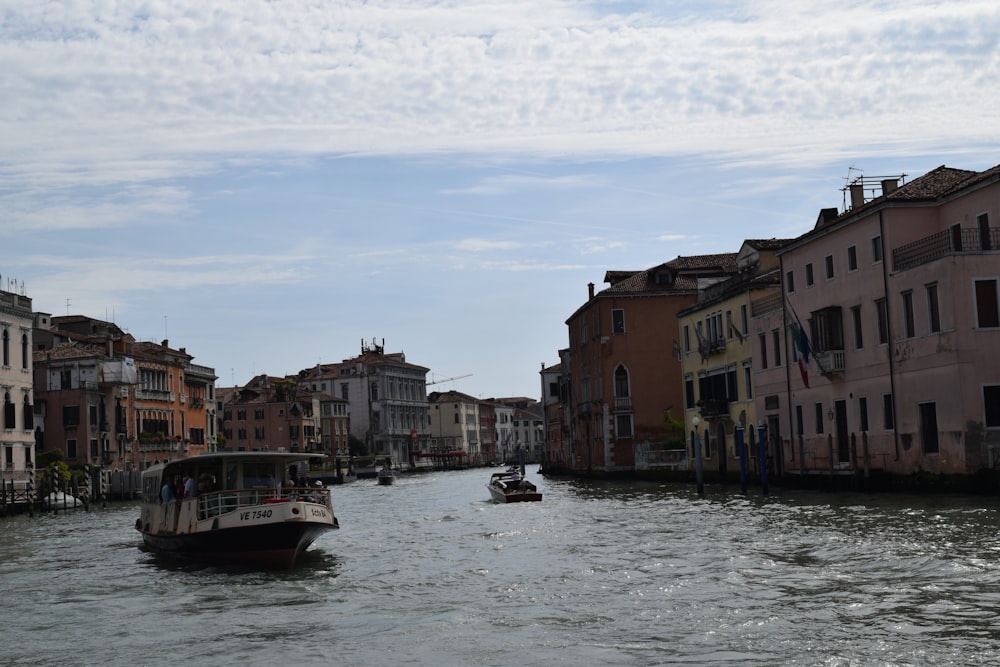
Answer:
677 240 791 480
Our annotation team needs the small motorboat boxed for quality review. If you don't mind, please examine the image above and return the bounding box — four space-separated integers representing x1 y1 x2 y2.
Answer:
377 466 395 486
487 467 542 503
135 451 339 568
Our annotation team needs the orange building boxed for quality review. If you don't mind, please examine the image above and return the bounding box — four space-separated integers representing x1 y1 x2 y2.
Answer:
562 255 739 475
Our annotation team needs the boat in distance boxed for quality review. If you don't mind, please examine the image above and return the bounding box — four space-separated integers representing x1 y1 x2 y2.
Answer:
135 451 339 568
377 466 395 486
487 467 542 503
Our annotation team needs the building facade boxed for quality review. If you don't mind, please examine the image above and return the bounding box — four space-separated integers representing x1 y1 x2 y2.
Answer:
678 240 791 480
1 286 35 492
761 165 1000 481
563 255 739 475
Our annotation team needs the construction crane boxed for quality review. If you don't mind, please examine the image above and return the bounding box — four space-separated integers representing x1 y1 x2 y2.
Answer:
427 373 473 386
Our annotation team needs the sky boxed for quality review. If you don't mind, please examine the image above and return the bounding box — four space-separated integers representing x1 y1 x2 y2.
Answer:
3 0 999 399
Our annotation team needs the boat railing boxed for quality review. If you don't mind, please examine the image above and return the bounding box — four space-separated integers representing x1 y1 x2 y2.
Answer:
195 487 331 520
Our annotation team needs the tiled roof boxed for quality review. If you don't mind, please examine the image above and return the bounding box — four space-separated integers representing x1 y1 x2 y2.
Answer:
600 253 739 296
886 165 978 200
744 238 796 251
33 340 104 362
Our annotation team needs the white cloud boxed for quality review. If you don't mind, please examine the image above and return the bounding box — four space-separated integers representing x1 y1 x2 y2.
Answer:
3 0 997 194
453 238 526 252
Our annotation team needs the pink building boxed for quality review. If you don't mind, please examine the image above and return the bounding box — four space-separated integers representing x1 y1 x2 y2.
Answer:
757 164 1000 482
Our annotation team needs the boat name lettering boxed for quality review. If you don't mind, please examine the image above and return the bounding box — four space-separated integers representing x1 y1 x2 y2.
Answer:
240 509 273 521
310 507 327 518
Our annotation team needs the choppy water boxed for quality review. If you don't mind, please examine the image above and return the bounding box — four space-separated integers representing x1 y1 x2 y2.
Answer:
3 466 1000 666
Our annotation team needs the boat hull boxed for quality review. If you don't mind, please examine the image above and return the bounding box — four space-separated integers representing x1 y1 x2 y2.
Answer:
487 485 542 504
138 519 337 569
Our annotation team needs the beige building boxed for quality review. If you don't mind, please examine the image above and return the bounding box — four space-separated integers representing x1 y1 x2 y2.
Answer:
1 286 35 493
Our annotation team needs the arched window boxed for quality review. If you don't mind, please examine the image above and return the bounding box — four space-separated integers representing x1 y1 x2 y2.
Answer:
1 329 8 367
23 393 33 429
21 333 29 369
614 364 630 398
3 391 14 429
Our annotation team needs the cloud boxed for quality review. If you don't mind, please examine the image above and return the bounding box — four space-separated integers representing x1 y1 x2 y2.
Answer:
453 238 527 252
3 0 997 196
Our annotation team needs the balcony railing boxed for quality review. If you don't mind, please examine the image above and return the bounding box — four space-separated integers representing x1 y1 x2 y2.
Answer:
814 350 846 374
697 397 730 416
893 226 1000 271
614 396 632 412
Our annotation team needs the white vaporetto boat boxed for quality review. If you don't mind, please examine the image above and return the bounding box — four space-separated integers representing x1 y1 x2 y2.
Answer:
135 451 339 568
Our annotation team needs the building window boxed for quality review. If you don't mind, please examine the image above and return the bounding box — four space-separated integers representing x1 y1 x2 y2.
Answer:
786 270 795 293
772 330 781 366
876 298 889 344
3 392 13 429
919 402 939 453
615 414 633 439
685 375 695 410
805 263 814 286
872 235 883 263
979 213 992 251
612 309 625 334
926 283 941 333
815 403 824 435
683 325 691 353
740 305 749 337
847 245 858 272
950 223 964 252
985 385 1000 428
883 394 895 430
340 383 349 401
614 365 630 399
21 333 28 370
901 290 915 338
759 333 768 369
975 279 999 328
0 329 7 367
743 363 753 400
859 396 869 432
707 313 724 348
851 305 863 349
67 439 78 459
825 254 835 280
795 405 803 435
62 405 80 427
255 408 264 420
810 306 844 352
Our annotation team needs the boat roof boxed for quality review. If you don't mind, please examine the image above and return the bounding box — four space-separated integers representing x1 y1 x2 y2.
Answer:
142 451 315 477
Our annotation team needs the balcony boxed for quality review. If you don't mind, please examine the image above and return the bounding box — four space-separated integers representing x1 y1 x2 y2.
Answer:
697 397 730 417
814 350 846 375
893 226 1000 271
614 396 632 412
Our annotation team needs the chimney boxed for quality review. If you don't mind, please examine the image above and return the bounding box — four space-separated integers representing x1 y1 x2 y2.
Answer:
588 282 595 299
881 178 899 196
849 184 865 209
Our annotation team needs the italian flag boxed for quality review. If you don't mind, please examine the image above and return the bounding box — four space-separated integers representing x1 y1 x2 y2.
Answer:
791 322 811 388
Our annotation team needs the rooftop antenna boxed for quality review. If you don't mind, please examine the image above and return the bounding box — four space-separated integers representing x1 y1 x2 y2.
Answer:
65 298 71 315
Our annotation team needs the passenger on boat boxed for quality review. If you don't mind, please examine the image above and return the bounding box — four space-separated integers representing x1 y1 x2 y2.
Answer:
309 481 324 504
183 474 196 499
160 479 175 505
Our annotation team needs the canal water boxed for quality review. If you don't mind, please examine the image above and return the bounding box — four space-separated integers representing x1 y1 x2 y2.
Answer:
3 466 1000 666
